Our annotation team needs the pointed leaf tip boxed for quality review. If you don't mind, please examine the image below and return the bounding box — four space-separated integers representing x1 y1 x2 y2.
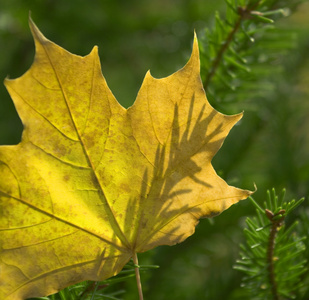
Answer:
28 17 48 44
193 30 198 41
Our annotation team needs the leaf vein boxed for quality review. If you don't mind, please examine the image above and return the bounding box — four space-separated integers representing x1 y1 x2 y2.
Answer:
40 40 129 249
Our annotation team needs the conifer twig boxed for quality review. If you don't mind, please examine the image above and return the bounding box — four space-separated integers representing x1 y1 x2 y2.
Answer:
203 2 260 89
204 15 241 89
265 209 286 300
235 190 306 299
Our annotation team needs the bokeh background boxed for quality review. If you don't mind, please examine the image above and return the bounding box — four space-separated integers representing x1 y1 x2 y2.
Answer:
1 1 308 299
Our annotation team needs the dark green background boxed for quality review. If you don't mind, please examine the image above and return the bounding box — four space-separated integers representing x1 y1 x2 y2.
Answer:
0 0 222 144
0 1 308 299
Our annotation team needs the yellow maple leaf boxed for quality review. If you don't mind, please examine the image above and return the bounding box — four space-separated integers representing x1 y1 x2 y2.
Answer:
0 19 252 300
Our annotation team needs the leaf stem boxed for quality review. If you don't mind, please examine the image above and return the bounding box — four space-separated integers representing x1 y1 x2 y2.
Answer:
133 252 144 300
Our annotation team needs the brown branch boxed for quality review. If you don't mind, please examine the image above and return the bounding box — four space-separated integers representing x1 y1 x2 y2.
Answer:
265 209 286 300
203 16 242 90
203 2 261 90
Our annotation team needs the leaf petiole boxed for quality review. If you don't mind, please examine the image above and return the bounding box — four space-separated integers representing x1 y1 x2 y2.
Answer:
133 252 144 300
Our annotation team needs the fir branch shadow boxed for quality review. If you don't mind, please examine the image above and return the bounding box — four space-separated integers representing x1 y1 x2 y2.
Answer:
126 93 229 251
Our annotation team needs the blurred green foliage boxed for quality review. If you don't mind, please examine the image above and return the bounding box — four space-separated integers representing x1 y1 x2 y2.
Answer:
1 0 308 299
0 0 220 144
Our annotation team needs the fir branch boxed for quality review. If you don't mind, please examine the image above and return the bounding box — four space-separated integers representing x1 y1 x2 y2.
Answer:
265 209 286 300
235 189 307 299
199 0 304 113
203 2 260 89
